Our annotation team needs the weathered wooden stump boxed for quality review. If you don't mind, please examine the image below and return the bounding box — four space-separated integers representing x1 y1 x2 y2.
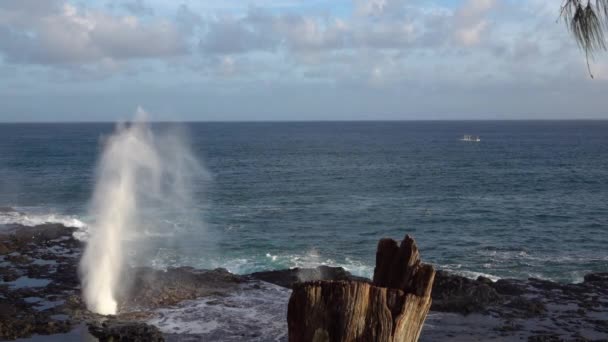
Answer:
287 235 435 342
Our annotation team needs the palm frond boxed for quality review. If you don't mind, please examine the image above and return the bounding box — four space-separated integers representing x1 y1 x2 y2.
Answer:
561 0 608 77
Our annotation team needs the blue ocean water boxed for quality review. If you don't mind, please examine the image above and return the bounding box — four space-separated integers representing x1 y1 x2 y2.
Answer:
0 121 607 282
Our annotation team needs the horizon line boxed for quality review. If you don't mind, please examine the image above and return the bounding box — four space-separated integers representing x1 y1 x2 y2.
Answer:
1 118 608 124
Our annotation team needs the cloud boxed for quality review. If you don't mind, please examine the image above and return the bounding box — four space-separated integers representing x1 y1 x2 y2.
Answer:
120 0 154 16
0 0 61 14
176 4 203 34
453 0 497 46
455 20 489 47
0 0 605 121
200 10 278 54
0 1 186 65
199 4 432 56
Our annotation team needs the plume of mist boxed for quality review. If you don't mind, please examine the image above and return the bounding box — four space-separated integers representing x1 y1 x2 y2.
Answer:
79 107 206 315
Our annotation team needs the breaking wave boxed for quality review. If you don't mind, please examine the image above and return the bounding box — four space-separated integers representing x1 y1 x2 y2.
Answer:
0 207 87 230
149 281 289 341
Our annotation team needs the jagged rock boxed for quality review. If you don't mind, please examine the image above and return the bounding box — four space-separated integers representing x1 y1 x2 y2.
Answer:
2 221 608 341
492 279 526 296
584 273 608 283
527 334 563 342
5 254 32 265
0 242 10 255
12 223 77 244
0 267 20 282
119 267 244 310
504 297 546 317
0 301 73 340
476 276 494 286
431 270 500 314
88 321 164 342
288 235 435 342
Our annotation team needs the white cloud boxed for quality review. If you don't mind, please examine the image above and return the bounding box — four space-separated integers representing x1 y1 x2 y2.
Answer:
458 0 496 18
219 56 237 76
455 20 489 46
0 1 186 65
354 0 389 16
0 0 601 112
453 0 497 47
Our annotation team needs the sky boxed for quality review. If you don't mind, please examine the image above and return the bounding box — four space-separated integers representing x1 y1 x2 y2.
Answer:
0 0 607 122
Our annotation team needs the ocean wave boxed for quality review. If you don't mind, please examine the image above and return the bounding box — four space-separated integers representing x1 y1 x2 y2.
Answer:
257 250 374 278
0 208 87 230
148 249 375 278
0 207 89 241
438 263 501 281
475 245 608 277
149 281 289 341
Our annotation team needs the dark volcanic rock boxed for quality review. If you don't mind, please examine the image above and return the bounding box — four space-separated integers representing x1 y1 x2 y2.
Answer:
493 278 527 296
249 265 369 289
0 267 20 282
89 320 164 342
423 269 608 341
2 219 608 342
0 242 10 255
0 223 78 256
120 267 244 310
431 270 501 314
0 220 256 340
584 272 608 283
504 297 546 317
527 334 563 342
0 222 82 340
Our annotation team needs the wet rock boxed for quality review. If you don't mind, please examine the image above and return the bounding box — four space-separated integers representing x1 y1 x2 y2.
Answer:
89 320 164 342
120 267 244 310
0 267 20 282
0 302 18 318
492 278 527 296
584 273 608 284
6 253 32 265
504 297 546 317
431 270 501 314
0 222 84 340
2 221 608 341
11 223 77 245
248 265 368 289
0 301 73 340
527 334 564 342
476 276 494 286
0 242 10 255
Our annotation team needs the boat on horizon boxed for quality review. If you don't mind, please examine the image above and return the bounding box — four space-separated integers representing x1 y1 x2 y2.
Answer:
461 135 481 142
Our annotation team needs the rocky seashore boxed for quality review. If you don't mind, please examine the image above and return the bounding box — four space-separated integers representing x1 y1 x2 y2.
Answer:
1 220 607 341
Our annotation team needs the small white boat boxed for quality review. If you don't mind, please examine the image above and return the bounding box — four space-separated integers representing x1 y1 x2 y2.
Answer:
461 135 481 142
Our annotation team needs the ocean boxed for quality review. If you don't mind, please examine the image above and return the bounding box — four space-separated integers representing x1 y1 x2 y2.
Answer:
1 121 607 283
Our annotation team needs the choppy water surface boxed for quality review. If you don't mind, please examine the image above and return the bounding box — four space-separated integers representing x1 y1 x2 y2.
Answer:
1 121 607 282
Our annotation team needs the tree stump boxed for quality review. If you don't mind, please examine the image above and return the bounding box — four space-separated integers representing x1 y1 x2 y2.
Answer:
287 235 435 342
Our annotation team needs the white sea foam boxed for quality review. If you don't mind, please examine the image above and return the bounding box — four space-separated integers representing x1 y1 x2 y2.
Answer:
438 264 501 281
0 208 90 241
149 281 289 341
0 210 87 230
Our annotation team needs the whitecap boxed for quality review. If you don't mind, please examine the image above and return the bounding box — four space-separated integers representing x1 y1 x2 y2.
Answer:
0 208 89 241
0 209 87 229
148 281 289 341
